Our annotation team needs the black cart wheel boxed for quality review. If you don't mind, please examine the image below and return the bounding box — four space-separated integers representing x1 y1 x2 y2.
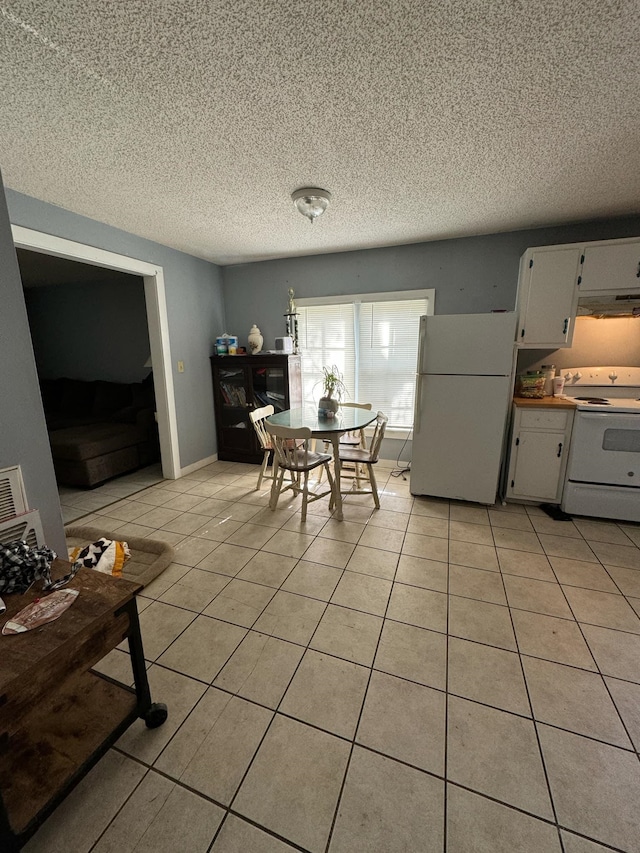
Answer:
144 702 168 729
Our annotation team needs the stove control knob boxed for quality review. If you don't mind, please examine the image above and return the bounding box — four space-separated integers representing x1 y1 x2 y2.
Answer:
609 371 618 383
564 372 573 381
574 372 582 381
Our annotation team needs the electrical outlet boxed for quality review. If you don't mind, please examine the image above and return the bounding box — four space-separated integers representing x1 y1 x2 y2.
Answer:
177 361 185 373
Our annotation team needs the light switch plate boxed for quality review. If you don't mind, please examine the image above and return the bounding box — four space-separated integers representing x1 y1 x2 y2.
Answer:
177 361 185 373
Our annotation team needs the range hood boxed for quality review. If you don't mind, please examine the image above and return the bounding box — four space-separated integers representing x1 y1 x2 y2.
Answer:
577 294 640 318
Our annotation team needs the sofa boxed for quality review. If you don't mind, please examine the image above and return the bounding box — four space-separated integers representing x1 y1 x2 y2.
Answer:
40 376 159 488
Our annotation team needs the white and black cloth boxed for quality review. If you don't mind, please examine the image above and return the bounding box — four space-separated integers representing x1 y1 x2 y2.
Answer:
0 539 78 593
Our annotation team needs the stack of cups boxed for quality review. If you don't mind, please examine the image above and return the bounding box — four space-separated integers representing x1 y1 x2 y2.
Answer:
553 376 566 397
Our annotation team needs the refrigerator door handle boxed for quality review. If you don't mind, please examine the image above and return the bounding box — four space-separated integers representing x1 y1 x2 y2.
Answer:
417 315 427 374
414 376 422 433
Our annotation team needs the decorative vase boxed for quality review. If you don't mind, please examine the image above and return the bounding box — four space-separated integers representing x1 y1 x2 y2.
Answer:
248 325 263 355
318 396 339 419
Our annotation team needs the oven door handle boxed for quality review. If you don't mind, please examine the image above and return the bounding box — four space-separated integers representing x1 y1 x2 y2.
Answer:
578 412 620 419
578 412 638 420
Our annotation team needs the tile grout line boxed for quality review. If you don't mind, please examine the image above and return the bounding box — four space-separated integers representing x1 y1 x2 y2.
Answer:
108 733 632 853
443 509 451 853
213 511 347 848
133 521 640 757
142 532 319 851
144 639 638 758
496 520 567 853
545 551 640 765
129 500 634 751
321 514 408 853
63 468 640 852
86 763 155 853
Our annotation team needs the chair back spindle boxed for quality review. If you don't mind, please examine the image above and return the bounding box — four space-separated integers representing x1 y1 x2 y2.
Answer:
339 401 372 449
248 405 276 490
368 412 388 462
250 405 275 450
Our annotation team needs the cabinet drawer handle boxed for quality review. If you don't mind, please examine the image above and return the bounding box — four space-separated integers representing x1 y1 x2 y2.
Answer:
557 442 563 458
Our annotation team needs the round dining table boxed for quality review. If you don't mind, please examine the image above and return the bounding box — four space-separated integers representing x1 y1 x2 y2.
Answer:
266 405 378 520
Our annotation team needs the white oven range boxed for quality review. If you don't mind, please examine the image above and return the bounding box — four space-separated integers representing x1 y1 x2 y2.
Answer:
561 366 640 522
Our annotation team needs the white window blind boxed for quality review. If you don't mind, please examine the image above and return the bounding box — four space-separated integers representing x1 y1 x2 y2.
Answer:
358 298 427 427
298 294 428 428
298 303 356 405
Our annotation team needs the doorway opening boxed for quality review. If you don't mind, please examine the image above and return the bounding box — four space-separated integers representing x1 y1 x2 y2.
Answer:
11 226 180 509
17 248 166 519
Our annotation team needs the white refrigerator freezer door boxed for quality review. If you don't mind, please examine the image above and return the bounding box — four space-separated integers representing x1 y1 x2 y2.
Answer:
411 374 512 504
417 313 517 376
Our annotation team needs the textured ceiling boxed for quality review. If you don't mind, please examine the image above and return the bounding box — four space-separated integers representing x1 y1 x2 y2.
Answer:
1 1 639 266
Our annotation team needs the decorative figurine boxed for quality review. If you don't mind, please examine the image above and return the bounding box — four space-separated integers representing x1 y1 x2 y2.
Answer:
284 288 300 354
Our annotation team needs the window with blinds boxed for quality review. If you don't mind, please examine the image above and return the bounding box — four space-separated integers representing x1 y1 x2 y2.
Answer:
298 302 356 406
297 293 429 428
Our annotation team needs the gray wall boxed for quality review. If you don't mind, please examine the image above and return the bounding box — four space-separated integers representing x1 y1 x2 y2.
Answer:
223 214 640 463
25 278 151 382
6 189 226 470
0 174 65 554
223 216 640 351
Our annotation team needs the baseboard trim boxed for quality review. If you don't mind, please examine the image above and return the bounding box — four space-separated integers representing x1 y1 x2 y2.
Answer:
179 454 218 477
179 452 402 476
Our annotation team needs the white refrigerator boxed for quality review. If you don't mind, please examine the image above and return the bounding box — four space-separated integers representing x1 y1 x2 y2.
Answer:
410 312 517 504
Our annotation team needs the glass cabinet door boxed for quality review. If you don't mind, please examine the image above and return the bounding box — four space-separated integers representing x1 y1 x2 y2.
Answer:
217 366 251 435
251 365 287 413
211 355 299 462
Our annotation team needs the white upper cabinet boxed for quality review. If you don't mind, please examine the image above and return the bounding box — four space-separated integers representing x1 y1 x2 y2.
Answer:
579 238 640 294
516 245 582 348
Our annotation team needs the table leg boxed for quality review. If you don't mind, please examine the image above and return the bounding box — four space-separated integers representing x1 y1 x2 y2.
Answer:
123 599 168 729
269 458 280 509
330 434 343 521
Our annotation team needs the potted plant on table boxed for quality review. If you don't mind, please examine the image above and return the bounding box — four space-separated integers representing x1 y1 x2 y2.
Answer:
318 365 347 419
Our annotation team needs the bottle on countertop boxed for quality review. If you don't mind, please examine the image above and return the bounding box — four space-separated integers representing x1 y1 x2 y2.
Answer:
541 364 556 396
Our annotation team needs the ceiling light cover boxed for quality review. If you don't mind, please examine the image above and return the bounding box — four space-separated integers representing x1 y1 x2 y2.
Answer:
291 187 331 223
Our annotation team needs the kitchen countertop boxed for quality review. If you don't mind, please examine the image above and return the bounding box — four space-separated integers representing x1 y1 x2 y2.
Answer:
513 395 577 409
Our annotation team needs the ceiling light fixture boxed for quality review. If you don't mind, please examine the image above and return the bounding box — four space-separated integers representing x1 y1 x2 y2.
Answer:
291 187 331 224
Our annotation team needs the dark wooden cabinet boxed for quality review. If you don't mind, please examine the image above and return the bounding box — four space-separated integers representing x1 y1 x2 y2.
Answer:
210 354 302 463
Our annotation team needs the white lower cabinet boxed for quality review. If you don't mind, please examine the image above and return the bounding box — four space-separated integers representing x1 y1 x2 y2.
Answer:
506 406 574 503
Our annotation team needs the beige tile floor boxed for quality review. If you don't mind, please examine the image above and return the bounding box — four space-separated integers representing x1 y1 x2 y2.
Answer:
57 464 164 523
24 459 640 853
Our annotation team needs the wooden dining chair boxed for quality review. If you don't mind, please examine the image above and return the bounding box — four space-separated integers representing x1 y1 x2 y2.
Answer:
249 405 277 490
265 423 335 521
338 401 373 449
318 400 372 483
331 411 388 509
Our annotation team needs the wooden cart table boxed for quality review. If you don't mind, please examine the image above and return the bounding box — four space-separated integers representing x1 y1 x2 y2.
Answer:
0 560 167 851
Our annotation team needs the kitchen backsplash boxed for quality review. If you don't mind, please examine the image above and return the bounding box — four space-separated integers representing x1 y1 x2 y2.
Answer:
517 316 640 375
